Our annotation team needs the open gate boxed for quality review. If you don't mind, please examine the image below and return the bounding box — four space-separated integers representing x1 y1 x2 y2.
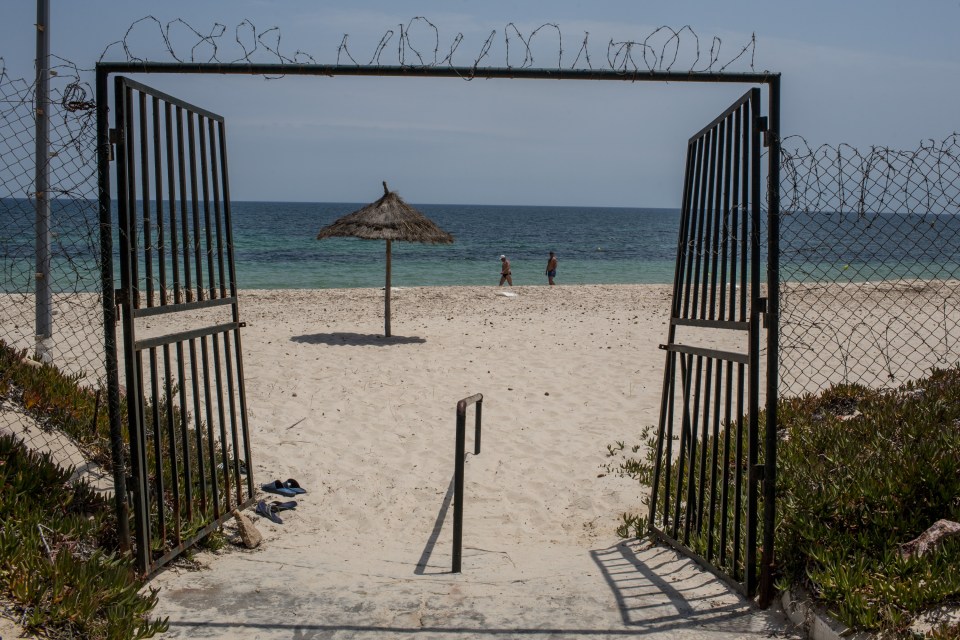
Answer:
111 77 255 575
647 88 776 602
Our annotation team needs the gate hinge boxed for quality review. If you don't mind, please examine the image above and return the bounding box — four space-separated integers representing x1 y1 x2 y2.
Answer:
757 297 769 328
754 464 766 481
108 128 120 161
757 116 773 147
115 288 128 305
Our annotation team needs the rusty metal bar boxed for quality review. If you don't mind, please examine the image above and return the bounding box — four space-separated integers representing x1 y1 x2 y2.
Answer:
452 393 483 573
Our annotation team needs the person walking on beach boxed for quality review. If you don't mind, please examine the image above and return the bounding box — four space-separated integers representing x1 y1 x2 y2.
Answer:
545 251 558 285
499 255 513 286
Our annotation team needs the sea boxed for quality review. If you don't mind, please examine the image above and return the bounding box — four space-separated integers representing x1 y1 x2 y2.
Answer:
3 198 960 291
233 202 681 288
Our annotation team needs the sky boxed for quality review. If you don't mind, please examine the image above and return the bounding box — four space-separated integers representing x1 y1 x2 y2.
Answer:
2 1 958 207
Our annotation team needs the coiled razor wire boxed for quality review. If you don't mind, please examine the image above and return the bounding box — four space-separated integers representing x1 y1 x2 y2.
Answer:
778 134 960 396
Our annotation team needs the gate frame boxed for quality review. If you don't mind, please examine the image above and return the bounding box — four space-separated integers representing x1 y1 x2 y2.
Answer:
95 63 780 596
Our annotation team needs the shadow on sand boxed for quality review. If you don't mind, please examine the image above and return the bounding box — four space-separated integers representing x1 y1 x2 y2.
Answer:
290 332 426 346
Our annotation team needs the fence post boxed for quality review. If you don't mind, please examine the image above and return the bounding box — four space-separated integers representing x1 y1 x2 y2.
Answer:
452 393 482 573
34 0 53 362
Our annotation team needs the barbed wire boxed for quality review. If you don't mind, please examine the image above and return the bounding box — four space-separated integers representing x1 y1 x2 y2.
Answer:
95 16 757 76
778 134 960 395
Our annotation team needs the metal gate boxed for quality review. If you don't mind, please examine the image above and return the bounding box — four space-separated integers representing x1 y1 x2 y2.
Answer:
112 77 254 575
646 88 775 602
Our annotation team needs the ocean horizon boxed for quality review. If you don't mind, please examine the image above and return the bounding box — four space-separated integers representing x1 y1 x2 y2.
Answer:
232 201 682 289
3 198 960 291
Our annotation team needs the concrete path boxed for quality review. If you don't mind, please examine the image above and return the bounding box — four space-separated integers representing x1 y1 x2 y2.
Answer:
152 535 800 639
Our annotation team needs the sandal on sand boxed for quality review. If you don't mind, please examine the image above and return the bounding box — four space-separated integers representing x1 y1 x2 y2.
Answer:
261 480 297 497
282 479 307 494
255 500 283 524
270 500 298 511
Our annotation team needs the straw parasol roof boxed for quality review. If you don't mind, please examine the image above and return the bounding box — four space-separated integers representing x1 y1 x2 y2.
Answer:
316 182 454 244
316 182 454 337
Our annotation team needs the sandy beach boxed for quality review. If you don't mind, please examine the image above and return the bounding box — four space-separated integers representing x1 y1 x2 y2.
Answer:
4 280 959 635
121 283 793 638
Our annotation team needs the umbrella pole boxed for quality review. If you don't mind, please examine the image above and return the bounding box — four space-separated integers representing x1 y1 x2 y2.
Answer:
385 239 392 337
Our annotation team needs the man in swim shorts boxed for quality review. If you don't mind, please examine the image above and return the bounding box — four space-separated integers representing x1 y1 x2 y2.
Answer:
499 255 513 286
545 251 558 285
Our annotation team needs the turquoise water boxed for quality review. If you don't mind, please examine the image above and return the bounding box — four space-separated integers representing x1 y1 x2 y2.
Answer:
4 198 960 291
233 202 681 288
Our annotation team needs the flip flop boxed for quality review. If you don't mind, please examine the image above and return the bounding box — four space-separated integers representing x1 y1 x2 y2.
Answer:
282 479 307 494
270 500 298 512
261 480 297 497
255 500 283 524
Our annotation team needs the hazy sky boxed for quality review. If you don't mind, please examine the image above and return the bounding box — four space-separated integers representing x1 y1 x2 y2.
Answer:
2 1 958 207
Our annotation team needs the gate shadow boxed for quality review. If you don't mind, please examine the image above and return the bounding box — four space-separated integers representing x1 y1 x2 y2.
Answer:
590 539 777 634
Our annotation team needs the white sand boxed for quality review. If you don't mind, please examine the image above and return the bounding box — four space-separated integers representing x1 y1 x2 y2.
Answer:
4 280 956 636
138 284 795 638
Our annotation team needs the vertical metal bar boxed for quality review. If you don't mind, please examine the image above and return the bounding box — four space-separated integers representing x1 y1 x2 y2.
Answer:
125 83 150 561
740 104 750 325
474 400 482 455
164 102 180 305
672 354 696 540
200 336 220 517
222 328 243 506
97 68 131 554
162 344 179 544
199 117 216 298
218 121 254 500
759 75 782 609
685 356 704 544
662 351 677 530
212 334 232 512
34 0 53 359
719 352 734 566
151 96 166 306
114 78 150 573
209 120 227 297
189 339 207 514
718 114 733 324
187 112 204 301
708 121 726 321
173 337 192 523
674 144 697 317
707 358 723 560
733 364 745 579
452 401 466 573
701 127 719 320
746 87 763 598
696 356 713 534
728 106 743 322
734 97 751 582
682 138 705 319
138 92 153 307
385 240 392 337
175 106 193 302
687 137 711 319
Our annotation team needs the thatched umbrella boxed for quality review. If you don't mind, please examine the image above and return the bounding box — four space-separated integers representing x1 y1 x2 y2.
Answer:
316 182 454 337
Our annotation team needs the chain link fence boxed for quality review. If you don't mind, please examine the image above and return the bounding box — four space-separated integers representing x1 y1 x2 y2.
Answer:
0 58 110 485
778 134 960 396
2 24 960 488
